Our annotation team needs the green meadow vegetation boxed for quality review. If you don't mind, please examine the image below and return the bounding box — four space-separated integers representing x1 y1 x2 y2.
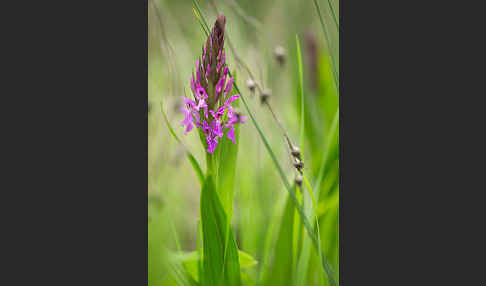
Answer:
148 0 339 285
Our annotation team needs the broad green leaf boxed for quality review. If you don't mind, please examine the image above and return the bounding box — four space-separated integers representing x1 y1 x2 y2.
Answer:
174 250 257 283
200 175 242 286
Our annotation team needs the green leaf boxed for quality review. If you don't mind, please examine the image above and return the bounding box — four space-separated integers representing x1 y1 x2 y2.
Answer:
148 208 166 286
187 153 205 187
200 175 242 286
315 108 339 194
174 250 257 283
149 208 197 286
263 191 296 285
316 190 339 218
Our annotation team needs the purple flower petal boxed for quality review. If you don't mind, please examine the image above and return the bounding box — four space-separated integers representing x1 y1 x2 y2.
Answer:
227 125 236 144
215 76 225 94
205 63 211 79
224 94 240 106
224 77 234 98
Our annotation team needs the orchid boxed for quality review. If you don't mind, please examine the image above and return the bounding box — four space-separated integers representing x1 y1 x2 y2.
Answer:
180 14 246 154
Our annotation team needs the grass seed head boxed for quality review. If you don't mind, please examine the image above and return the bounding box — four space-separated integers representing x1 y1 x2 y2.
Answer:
260 88 271 105
246 78 256 93
291 146 301 159
295 174 303 187
294 159 304 170
274 45 286 66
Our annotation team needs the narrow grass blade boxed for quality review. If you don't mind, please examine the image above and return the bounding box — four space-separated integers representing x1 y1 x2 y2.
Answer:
187 153 205 187
314 108 339 193
149 208 196 286
200 175 242 286
191 0 210 36
296 35 305 156
257 194 285 285
312 0 339 90
327 0 339 31
263 190 296 285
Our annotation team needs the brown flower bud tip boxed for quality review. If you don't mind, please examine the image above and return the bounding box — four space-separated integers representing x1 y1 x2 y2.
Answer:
274 45 286 65
246 78 256 93
260 88 271 105
216 14 226 29
291 146 301 159
295 174 303 187
294 159 304 170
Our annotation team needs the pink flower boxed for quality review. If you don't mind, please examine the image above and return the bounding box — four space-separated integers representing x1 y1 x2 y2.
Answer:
180 14 246 153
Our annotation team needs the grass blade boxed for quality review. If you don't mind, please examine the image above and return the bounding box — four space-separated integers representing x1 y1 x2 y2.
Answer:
187 153 205 187
327 0 339 31
296 35 305 156
191 0 210 36
312 0 339 90
263 190 296 285
314 108 339 193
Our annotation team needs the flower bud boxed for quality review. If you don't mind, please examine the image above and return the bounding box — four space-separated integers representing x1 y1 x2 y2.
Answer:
246 78 256 93
291 146 301 159
294 159 304 170
295 174 303 187
274 45 286 66
260 88 271 105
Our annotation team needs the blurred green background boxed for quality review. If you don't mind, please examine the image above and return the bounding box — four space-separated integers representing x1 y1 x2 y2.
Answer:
148 0 339 285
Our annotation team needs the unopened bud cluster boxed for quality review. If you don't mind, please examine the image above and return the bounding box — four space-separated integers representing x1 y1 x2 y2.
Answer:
295 174 303 187
260 88 271 105
246 78 256 93
274 45 286 66
291 145 304 173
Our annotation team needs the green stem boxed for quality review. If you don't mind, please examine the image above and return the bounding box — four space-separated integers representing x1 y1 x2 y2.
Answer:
206 152 215 176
